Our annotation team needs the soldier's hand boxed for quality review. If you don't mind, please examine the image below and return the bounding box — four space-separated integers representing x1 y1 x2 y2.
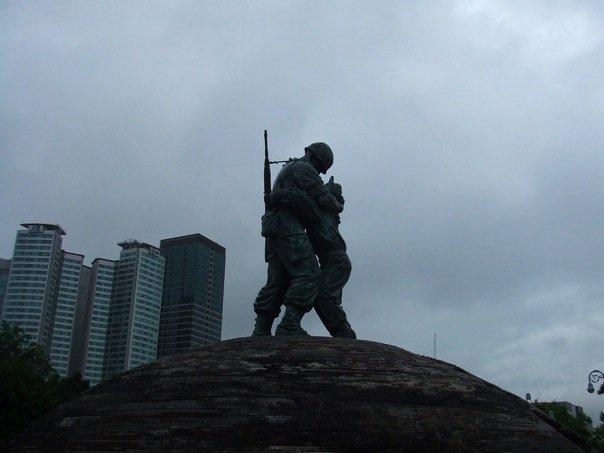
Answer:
332 182 342 197
325 176 335 192
333 183 344 205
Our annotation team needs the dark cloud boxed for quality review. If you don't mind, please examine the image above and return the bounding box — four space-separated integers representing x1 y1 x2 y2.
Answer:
1 1 602 420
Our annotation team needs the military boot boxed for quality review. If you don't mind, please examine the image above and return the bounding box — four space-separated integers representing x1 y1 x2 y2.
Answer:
332 323 357 339
275 307 309 336
252 315 274 336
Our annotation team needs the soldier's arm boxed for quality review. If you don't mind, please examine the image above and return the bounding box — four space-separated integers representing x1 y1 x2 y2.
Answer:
292 162 343 214
331 182 345 207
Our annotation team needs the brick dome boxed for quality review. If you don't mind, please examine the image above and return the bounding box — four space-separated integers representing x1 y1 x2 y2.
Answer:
10 337 583 452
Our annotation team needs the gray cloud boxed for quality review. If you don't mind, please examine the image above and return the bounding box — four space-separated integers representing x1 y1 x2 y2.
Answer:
1 0 603 421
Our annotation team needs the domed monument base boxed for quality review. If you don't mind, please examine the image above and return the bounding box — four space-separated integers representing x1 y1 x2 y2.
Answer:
11 337 582 451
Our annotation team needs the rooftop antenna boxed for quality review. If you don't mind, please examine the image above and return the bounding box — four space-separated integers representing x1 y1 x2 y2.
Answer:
433 333 436 359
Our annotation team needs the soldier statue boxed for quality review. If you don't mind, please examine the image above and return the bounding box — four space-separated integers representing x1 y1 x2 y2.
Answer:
306 177 356 338
252 141 355 338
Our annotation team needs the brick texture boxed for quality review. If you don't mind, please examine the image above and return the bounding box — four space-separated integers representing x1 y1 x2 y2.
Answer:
10 337 583 452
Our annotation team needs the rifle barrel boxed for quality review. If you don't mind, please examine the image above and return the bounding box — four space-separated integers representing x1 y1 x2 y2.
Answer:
263 130 271 207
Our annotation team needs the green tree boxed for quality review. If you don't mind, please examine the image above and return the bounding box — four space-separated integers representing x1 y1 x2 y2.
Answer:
589 412 604 453
534 402 593 445
0 321 89 445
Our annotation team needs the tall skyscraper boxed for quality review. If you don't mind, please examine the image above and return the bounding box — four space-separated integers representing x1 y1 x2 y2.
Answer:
2 223 65 349
0 258 10 317
3 223 172 384
48 251 86 376
81 258 116 385
157 234 225 358
104 240 164 379
67 264 92 377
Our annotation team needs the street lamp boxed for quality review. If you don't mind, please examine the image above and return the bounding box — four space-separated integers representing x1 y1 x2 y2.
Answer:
587 370 604 394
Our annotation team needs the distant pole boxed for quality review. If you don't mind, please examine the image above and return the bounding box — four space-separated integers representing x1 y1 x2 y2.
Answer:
433 333 436 359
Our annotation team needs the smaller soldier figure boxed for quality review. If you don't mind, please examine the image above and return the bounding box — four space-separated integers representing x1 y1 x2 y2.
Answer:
307 177 356 338
269 175 355 337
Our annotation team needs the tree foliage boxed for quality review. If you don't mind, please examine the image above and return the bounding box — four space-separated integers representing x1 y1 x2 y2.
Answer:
534 402 593 446
589 412 604 453
0 321 89 445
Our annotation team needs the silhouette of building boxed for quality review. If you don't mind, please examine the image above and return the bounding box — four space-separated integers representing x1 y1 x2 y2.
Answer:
104 240 164 379
157 234 225 358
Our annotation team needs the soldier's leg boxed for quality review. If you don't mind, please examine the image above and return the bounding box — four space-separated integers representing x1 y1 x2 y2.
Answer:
252 240 289 336
274 234 321 336
314 252 356 338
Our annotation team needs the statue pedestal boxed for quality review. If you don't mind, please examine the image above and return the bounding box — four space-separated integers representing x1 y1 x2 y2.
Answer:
11 337 582 451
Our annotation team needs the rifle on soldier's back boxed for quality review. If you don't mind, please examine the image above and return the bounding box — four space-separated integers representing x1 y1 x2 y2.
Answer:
263 130 295 209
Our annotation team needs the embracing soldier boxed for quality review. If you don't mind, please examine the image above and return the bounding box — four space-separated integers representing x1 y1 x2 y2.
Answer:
307 175 356 338
252 140 355 338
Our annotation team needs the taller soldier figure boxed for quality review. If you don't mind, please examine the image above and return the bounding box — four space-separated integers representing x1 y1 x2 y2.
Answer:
253 143 342 336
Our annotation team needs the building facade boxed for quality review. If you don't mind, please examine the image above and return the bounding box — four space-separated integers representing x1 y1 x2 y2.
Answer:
157 234 225 358
67 264 92 377
81 259 116 385
104 240 164 379
2 224 65 350
2 223 212 385
48 251 86 376
0 258 10 317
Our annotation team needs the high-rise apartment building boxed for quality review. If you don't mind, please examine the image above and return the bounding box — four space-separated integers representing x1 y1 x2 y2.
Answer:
2 224 65 349
48 251 86 376
0 258 11 317
104 240 164 379
67 264 92 377
2 223 193 385
157 234 225 358
81 258 116 385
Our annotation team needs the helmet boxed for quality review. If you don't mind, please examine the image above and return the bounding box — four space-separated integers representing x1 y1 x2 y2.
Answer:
304 142 333 174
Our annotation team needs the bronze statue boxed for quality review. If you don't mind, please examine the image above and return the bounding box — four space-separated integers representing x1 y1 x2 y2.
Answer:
307 177 356 338
252 137 355 338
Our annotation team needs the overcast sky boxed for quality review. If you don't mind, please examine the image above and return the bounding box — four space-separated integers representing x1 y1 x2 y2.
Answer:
1 1 603 421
